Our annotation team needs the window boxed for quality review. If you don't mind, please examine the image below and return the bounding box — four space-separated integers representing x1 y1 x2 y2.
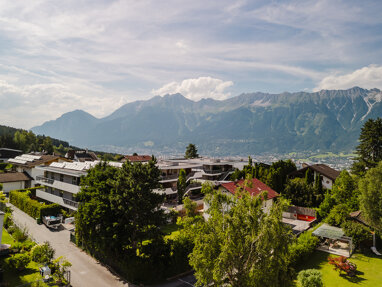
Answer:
60 174 64 182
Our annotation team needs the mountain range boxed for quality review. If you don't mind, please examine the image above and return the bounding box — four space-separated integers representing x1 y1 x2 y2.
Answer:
31 87 382 156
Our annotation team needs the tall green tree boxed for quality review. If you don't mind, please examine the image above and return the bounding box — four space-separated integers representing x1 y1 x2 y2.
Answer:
189 180 291 287
352 117 382 175
177 169 187 204
185 143 198 159
359 161 382 232
76 158 166 257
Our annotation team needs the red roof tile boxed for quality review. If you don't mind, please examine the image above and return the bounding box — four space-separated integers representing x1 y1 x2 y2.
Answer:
123 155 152 162
221 178 279 200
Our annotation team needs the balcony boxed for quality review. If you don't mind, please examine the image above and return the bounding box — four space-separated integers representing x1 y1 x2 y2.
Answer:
36 188 78 210
36 176 80 194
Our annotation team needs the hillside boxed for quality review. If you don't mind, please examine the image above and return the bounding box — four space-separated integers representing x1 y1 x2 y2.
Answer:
31 87 382 156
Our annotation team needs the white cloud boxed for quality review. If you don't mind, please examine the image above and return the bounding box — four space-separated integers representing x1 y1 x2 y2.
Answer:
315 65 382 91
0 79 129 129
152 77 234 101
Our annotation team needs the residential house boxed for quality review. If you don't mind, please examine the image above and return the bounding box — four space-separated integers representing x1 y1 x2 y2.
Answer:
0 148 22 163
35 161 123 211
0 172 33 193
288 163 341 189
65 149 98 162
8 154 67 186
122 155 152 163
219 178 280 213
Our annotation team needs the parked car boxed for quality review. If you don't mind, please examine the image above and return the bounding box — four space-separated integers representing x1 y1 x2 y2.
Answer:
42 215 62 229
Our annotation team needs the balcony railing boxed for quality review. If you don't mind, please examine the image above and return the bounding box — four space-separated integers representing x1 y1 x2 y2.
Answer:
63 198 79 208
36 176 54 184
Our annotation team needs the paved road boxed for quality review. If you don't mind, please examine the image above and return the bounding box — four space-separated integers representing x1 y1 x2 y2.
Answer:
9 204 130 287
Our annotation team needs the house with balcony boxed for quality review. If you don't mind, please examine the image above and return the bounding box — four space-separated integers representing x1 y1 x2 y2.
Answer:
156 160 203 200
8 154 68 186
34 161 123 211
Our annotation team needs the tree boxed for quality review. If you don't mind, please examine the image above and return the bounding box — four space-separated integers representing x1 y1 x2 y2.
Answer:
352 117 382 175
331 170 359 211
177 169 187 204
283 178 323 208
359 161 382 232
189 180 292 287
185 143 198 159
31 241 55 264
76 158 166 258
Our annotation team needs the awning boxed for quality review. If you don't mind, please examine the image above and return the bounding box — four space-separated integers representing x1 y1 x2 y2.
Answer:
312 223 345 240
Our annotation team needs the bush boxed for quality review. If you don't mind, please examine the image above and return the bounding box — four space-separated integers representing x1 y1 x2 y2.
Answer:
297 269 323 287
4 212 13 229
12 226 29 242
342 220 371 247
31 241 55 264
328 256 357 277
325 204 351 226
9 189 61 219
11 240 36 253
5 253 31 270
289 232 319 267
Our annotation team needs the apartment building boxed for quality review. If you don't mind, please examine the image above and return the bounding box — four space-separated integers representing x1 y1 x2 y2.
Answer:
35 161 123 211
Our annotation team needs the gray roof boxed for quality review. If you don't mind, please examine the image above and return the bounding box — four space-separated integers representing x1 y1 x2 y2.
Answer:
312 223 344 239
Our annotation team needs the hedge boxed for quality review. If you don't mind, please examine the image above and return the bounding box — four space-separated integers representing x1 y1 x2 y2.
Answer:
9 189 61 219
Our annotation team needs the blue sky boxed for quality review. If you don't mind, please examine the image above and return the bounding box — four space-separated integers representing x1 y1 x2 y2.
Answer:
1 0 382 128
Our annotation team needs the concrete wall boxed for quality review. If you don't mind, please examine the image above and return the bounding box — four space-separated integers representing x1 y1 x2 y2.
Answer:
2 181 25 193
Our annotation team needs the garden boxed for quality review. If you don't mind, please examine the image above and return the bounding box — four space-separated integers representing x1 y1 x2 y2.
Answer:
0 192 72 286
295 250 382 286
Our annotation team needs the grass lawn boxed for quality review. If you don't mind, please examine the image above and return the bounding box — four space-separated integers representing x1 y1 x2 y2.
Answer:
1 260 50 286
2 228 15 245
295 250 382 286
161 223 183 240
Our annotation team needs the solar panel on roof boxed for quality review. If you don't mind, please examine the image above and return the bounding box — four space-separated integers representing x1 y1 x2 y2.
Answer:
23 154 41 160
9 158 27 164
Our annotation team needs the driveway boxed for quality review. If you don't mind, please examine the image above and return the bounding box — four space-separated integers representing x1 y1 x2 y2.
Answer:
9 204 130 287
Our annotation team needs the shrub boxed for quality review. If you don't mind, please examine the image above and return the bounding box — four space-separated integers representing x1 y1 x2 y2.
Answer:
12 226 28 242
5 253 31 270
342 220 371 247
328 256 357 277
4 212 13 229
31 241 55 264
289 232 319 267
297 269 323 287
9 189 61 219
325 204 351 226
11 240 36 253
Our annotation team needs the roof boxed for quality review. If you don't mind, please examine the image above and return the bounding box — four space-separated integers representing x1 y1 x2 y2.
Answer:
221 178 279 200
312 223 344 239
0 172 33 183
123 155 152 162
65 150 98 162
349 210 370 227
8 154 61 168
289 164 340 181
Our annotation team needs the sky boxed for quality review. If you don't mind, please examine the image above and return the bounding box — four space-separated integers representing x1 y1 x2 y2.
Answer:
1 0 382 129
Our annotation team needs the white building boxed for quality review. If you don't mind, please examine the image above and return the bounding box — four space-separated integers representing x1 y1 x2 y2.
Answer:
8 154 66 186
35 161 123 211
0 172 33 194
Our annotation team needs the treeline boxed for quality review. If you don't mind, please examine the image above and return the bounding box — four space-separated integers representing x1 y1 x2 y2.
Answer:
0 124 124 160
0 125 69 153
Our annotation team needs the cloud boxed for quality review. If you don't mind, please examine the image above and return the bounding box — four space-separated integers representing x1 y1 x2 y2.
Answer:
152 77 234 101
0 79 129 129
315 65 382 91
